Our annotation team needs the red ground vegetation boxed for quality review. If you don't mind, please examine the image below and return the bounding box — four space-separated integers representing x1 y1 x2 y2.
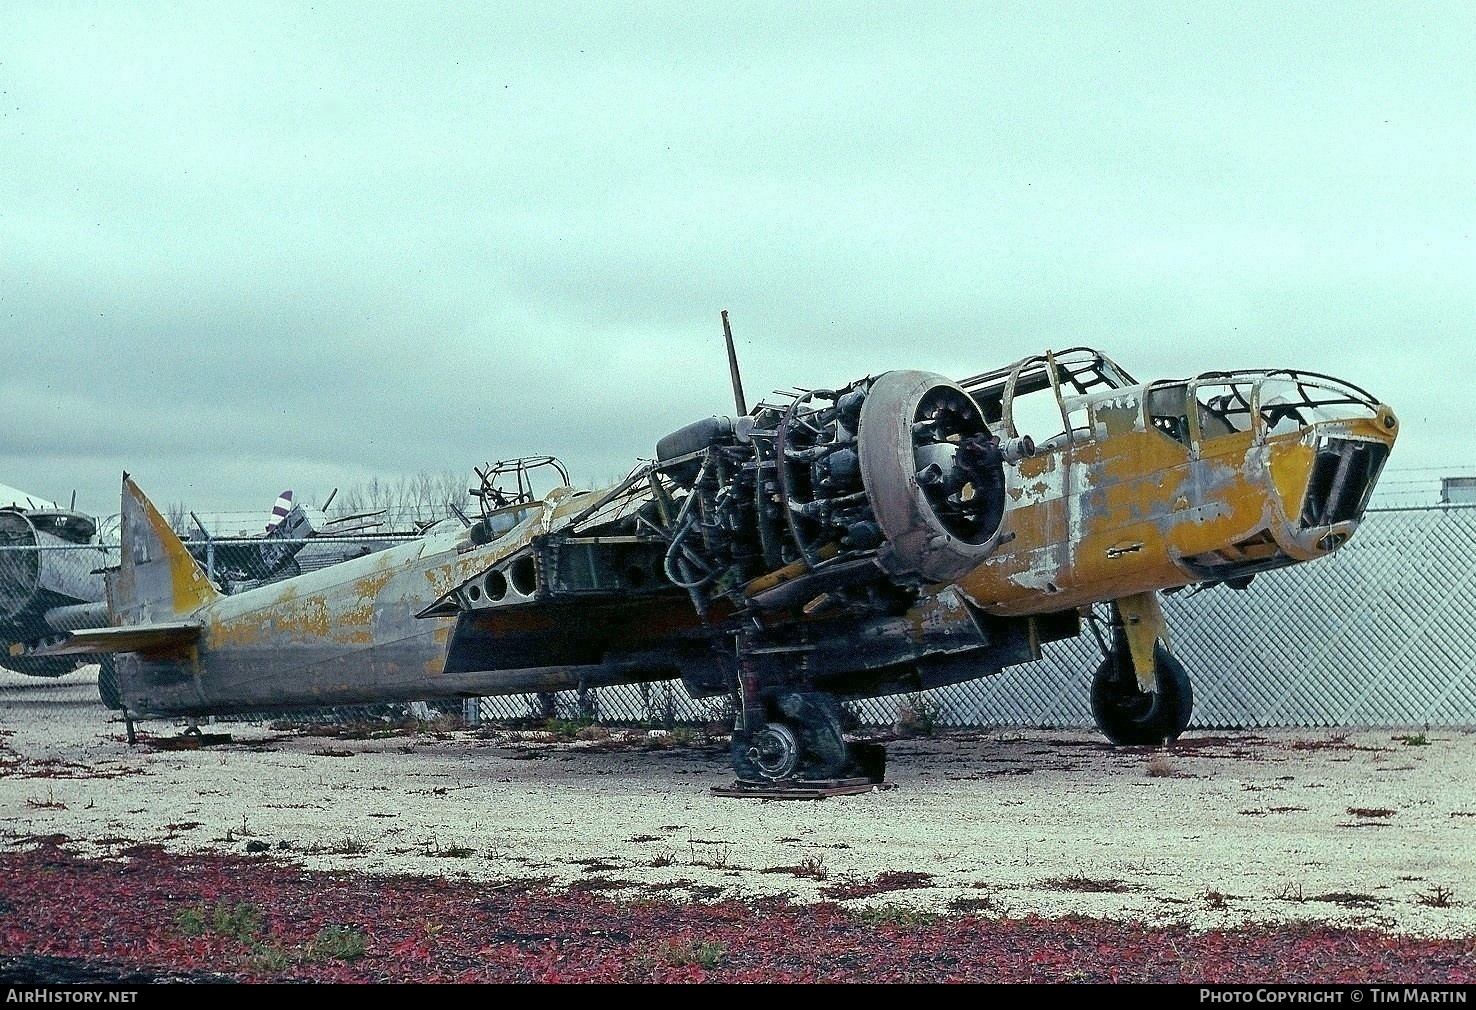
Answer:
1 840 1471 983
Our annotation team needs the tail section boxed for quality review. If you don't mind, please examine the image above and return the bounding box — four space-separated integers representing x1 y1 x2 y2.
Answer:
264 490 294 534
112 474 223 626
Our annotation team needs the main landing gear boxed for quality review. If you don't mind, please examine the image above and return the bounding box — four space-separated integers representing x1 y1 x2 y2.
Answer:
728 691 887 788
1088 594 1193 746
731 692 850 781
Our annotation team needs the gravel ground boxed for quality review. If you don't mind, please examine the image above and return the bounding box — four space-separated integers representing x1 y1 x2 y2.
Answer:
3 665 1475 939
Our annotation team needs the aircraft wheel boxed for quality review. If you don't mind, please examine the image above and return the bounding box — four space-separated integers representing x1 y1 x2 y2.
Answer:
731 722 801 781
97 654 123 711
730 693 853 781
1090 642 1193 746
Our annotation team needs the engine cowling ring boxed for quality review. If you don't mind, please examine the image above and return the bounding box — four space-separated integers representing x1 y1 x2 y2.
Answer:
858 370 1006 582
0 510 42 620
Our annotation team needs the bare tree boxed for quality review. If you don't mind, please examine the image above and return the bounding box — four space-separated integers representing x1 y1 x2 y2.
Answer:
164 501 190 535
330 470 475 532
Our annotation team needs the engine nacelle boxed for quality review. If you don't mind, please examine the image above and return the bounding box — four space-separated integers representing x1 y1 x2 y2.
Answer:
651 369 1016 614
857 370 1010 581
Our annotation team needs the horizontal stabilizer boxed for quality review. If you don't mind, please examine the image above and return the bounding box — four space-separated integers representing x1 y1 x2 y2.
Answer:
28 622 203 657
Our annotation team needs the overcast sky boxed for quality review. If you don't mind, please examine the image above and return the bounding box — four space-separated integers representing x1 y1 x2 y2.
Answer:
3 2 1471 521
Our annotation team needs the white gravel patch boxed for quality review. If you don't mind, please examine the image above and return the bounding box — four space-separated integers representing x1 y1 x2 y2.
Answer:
3 665 1474 937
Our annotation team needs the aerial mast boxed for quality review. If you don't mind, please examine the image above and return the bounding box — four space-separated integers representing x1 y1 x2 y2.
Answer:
721 310 748 417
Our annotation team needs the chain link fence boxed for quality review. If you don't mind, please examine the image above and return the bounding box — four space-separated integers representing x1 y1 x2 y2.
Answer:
4 507 1474 729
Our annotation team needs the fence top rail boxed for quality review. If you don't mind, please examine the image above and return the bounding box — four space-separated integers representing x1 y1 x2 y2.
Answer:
1364 503 1476 514
0 534 425 552
3 504 1472 553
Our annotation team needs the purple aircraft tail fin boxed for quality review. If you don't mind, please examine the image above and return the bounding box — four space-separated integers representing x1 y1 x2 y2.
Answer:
264 491 293 534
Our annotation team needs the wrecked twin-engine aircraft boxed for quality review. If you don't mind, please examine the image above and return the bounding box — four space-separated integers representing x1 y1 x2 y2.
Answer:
42 340 1397 781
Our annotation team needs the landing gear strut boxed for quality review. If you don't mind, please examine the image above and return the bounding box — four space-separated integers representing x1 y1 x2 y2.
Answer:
1089 597 1193 746
97 654 122 711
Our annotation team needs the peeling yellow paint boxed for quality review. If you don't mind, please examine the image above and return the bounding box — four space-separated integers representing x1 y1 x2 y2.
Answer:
124 477 222 616
1116 591 1167 690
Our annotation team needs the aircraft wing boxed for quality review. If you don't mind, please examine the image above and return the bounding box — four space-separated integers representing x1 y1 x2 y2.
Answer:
26 621 202 658
0 483 57 510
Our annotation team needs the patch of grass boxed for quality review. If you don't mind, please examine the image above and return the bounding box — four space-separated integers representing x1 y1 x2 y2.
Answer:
660 938 727 969
329 833 367 855
688 842 732 870
302 832 367 856
1145 753 1177 778
893 694 943 737
24 791 67 810
852 903 939 928
1038 875 1130 894
1201 889 1230 910
1274 882 1306 903
1307 891 1380 908
1347 807 1396 819
793 855 827 880
1288 737 1382 753
545 717 596 740
644 726 700 749
948 895 997 915
238 925 369 970
246 942 295 973
175 901 264 941
1394 733 1430 747
820 870 935 900
760 855 828 880
568 877 637 894
1417 886 1455 909
647 850 678 868
575 858 622 873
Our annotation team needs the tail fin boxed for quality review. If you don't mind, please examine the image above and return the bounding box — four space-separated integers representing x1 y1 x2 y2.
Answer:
111 474 223 626
264 490 293 534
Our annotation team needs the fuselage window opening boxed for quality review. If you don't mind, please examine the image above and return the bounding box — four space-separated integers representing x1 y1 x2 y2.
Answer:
1191 381 1255 441
1146 383 1192 446
1256 374 1380 434
1010 381 1070 448
959 347 1137 451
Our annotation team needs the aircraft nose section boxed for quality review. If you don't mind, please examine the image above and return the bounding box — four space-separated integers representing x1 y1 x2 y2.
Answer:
1299 428 1394 532
1277 398 1397 557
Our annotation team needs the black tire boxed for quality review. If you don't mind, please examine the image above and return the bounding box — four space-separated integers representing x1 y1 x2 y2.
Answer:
1090 641 1193 746
778 692 853 779
97 655 123 711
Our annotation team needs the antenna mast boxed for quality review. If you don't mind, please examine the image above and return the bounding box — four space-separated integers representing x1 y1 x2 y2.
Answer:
721 310 748 417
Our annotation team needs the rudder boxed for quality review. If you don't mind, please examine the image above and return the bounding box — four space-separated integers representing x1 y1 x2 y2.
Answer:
111 473 223 626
